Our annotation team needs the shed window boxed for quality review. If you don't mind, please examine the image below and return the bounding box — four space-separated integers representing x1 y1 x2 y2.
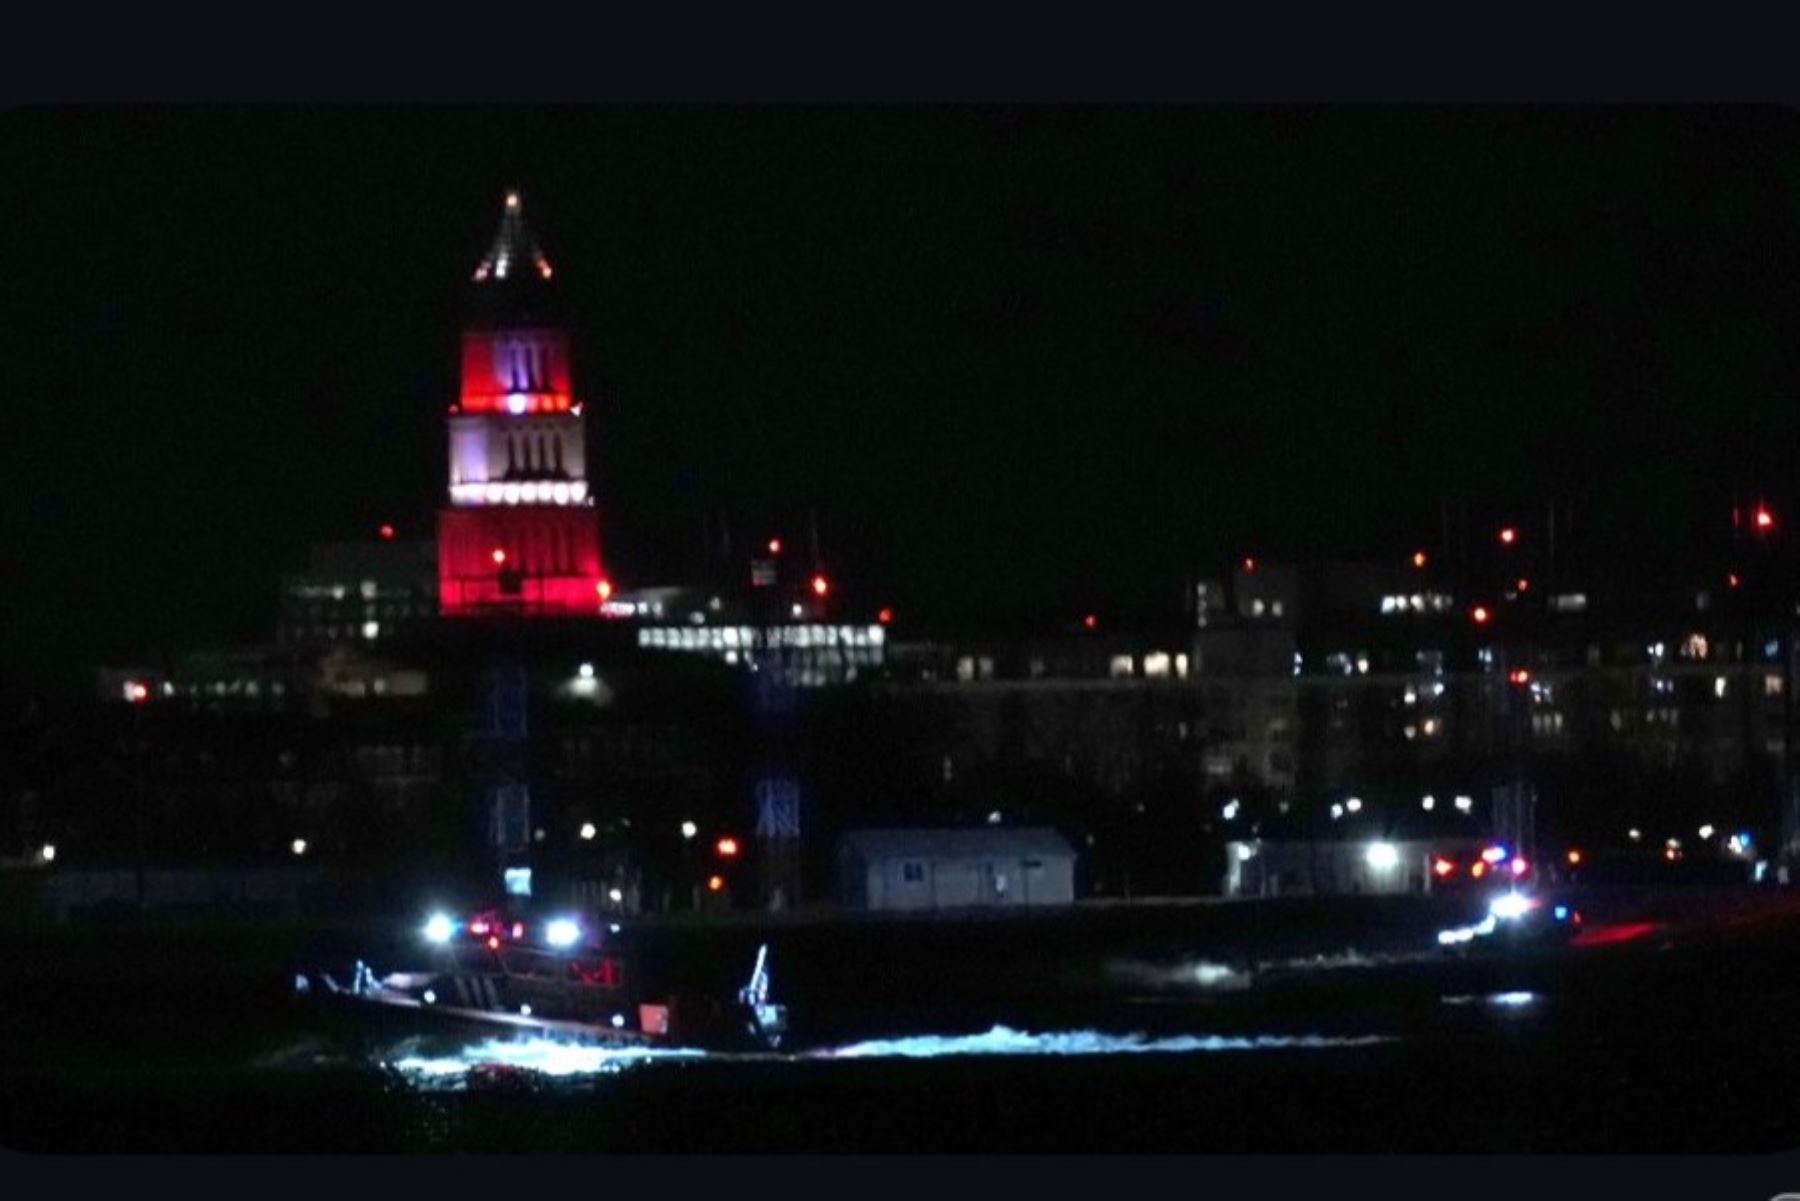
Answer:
901 860 926 883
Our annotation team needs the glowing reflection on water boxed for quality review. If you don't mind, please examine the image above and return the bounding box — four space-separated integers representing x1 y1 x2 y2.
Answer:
390 1025 1392 1083
394 1038 707 1078
818 1026 1392 1060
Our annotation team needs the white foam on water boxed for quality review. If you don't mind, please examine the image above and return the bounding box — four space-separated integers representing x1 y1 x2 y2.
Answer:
815 1025 1391 1060
389 1025 1392 1083
393 1037 708 1079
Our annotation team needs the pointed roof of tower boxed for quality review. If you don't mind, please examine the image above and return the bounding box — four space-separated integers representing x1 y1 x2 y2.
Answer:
472 189 555 284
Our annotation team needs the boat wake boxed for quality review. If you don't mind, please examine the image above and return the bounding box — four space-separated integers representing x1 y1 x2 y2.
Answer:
388 1025 1393 1083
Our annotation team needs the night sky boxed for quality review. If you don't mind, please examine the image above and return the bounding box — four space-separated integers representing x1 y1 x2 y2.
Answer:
2 107 1796 690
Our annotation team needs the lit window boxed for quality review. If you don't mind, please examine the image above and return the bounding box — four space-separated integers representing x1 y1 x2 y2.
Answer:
1766 674 1784 697
362 621 379 640
1143 652 1171 678
1109 655 1135 679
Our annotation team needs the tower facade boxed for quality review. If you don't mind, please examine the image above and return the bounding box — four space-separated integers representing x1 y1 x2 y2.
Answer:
438 192 609 615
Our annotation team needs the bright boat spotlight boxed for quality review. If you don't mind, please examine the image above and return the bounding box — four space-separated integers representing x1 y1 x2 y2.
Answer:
1489 893 1534 921
424 913 456 944
545 918 582 948
1364 842 1400 872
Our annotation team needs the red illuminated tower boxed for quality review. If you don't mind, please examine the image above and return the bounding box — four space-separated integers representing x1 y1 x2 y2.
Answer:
438 191 608 615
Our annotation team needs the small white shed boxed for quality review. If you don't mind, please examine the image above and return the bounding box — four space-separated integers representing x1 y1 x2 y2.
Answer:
837 827 1077 912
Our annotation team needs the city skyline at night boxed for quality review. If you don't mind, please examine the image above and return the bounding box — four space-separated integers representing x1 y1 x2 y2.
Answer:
3 108 1797 692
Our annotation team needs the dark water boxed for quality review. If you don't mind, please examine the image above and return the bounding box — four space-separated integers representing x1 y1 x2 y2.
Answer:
7 894 1800 1153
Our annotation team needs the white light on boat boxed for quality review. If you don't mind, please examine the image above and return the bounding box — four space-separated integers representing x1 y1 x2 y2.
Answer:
1364 842 1399 872
611 1014 625 1029
579 822 597 841
545 918 581 948
608 887 624 904
520 1004 533 1017
424 913 456 944
423 989 436 1004
1489 893 1534 921
38 843 56 864
608 923 621 934
290 838 308 856
680 821 698 840
578 662 595 680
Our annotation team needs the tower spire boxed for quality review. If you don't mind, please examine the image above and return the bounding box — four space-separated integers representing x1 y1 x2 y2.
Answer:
472 189 554 284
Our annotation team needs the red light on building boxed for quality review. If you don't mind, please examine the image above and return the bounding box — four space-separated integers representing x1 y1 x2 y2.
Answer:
1431 857 1456 878
1412 550 1428 569
1498 526 1517 545
1508 668 1531 685
768 538 782 555
124 680 150 704
379 523 395 541
1515 577 1529 593
811 573 830 597
715 837 740 858
706 874 725 893
1242 557 1257 573
1471 605 1491 625
1566 849 1583 866
878 607 893 624
596 578 614 601
491 547 507 566
1728 573 1742 589
1755 505 1776 531
1082 614 1098 630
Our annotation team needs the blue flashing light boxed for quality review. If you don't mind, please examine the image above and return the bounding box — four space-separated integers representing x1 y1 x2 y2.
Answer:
1553 905 1569 922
